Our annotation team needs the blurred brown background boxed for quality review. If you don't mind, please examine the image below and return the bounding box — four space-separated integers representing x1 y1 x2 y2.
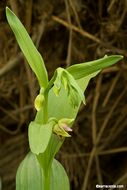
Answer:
0 0 127 190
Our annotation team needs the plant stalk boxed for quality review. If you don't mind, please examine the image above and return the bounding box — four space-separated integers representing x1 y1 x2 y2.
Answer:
42 168 51 190
43 94 48 123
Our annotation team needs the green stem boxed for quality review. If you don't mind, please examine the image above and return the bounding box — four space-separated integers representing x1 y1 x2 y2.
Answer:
43 94 48 123
42 168 51 190
44 173 50 190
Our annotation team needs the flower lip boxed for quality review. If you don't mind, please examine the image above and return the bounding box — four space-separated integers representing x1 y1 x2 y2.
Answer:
61 123 73 132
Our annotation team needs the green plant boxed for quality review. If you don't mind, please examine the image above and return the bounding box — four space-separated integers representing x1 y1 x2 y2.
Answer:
6 7 123 190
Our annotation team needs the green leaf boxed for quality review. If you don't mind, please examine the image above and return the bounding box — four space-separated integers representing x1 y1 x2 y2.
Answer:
16 152 43 190
77 71 100 91
51 159 70 190
48 86 77 119
6 7 48 88
16 152 70 190
67 55 123 79
29 122 53 154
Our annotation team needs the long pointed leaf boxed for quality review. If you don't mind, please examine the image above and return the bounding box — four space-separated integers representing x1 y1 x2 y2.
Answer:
6 7 48 88
67 55 123 79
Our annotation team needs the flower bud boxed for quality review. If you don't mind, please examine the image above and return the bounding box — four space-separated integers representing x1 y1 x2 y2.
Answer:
34 94 45 111
53 118 74 137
